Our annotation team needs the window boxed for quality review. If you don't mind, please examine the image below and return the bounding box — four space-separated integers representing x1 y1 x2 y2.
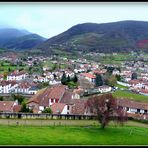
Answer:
55 99 58 103
51 99 53 103
67 105 69 110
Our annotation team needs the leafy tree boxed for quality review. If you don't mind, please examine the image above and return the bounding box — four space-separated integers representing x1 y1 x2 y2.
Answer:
12 94 25 105
72 73 78 83
107 75 117 86
67 75 71 82
0 96 3 101
131 72 137 80
20 102 32 113
115 74 121 81
42 107 52 114
3 71 8 80
61 72 67 85
8 67 11 72
68 81 78 89
95 74 103 87
85 93 127 129
106 66 115 74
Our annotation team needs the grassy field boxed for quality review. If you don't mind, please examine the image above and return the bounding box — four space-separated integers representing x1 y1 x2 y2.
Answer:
0 61 26 74
0 120 148 145
114 83 129 89
113 90 148 103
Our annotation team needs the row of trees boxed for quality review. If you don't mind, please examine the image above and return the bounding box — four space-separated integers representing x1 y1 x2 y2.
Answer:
61 72 78 88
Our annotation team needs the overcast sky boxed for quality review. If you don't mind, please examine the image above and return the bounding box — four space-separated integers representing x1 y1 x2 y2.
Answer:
0 2 148 38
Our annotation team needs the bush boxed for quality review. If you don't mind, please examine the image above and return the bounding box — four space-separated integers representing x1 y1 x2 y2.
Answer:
42 107 52 114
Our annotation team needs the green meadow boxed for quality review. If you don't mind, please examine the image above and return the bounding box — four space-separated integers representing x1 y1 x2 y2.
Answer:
0 120 148 145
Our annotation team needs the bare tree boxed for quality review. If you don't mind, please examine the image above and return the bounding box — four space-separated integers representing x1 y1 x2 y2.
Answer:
85 93 127 129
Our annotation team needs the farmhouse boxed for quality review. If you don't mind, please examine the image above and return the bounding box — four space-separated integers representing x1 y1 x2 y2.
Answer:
27 85 78 113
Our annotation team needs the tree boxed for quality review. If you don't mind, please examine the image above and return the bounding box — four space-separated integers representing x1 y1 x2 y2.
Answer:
0 96 3 101
72 73 78 83
20 102 32 113
67 75 71 82
61 72 67 85
85 93 127 129
3 71 8 80
107 75 117 87
95 74 103 87
42 107 52 114
12 94 25 105
115 74 121 81
131 72 137 80
8 67 11 72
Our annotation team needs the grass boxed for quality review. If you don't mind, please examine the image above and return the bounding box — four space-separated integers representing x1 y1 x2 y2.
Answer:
113 90 148 103
114 83 129 89
0 120 148 145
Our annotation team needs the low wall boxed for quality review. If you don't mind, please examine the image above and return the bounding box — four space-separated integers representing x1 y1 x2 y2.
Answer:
0 112 97 120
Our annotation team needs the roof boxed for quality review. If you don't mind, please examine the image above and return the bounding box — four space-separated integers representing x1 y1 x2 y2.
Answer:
50 103 66 114
71 99 87 115
117 98 148 110
8 70 27 77
93 69 107 74
13 105 21 112
81 73 96 79
0 101 15 112
60 91 73 104
27 85 66 107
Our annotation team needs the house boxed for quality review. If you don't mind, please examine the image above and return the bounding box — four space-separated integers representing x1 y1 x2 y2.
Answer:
0 80 18 93
80 73 96 83
27 84 80 114
7 70 28 81
117 98 148 115
97 85 112 93
93 69 107 75
28 86 39 95
27 85 67 113
15 81 31 94
0 100 18 112
33 76 49 83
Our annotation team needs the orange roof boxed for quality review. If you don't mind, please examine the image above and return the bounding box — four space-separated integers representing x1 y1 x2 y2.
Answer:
81 73 96 79
50 103 66 114
0 101 15 112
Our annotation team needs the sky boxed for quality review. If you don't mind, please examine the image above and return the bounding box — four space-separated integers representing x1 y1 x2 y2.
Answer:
0 2 148 38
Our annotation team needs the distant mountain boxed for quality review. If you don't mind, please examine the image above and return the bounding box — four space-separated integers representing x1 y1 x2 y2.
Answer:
0 28 46 50
36 20 148 53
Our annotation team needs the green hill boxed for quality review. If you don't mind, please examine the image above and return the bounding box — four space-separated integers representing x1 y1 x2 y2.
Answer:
36 20 148 53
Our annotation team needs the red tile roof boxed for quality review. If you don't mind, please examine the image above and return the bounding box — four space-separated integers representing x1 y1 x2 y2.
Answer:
13 105 21 112
71 99 87 115
0 101 15 112
50 103 66 114
81 73 96 79
117 98 148 110
27 85 67 107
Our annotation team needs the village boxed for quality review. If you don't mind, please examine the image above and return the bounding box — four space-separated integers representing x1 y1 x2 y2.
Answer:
0 52 147 120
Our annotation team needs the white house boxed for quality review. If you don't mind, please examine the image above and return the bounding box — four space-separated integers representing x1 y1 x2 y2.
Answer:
7 70 28 81
0 80 18 93
80 73 96 83
98 85 112 93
